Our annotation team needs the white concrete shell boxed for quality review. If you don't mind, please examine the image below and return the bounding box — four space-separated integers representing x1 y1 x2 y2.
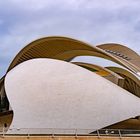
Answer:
5 58 140 133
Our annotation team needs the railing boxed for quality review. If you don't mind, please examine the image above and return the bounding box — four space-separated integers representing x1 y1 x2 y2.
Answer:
0 127 140 138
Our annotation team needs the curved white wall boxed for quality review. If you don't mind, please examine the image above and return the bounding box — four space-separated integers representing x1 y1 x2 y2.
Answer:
5 58 140 133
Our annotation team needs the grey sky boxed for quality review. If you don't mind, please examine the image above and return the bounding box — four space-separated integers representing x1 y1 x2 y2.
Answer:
0 0 140 78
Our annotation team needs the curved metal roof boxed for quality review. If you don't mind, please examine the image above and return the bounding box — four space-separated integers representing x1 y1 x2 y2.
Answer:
7 36 140 76
97 43 140 69
72 62 124 87
106 66 140 97
0 36 140 131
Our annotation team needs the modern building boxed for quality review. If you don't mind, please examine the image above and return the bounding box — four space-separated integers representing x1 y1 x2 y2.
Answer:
0 36 140 139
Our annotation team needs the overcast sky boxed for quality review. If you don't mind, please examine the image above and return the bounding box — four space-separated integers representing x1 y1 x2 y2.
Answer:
0 0 140 78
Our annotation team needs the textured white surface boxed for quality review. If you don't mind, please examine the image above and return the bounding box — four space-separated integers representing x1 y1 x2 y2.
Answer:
5 58 140 132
